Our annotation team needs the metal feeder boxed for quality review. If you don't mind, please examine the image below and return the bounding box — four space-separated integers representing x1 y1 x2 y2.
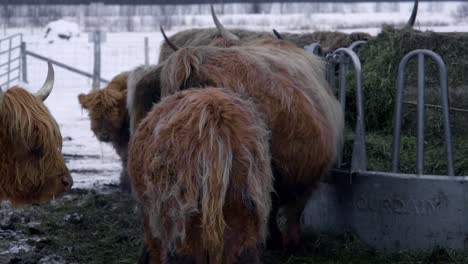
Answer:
302 44 466 253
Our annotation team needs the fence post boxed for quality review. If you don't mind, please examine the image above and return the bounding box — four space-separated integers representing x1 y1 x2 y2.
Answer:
20 41 28 83
144 37 149 65
92 30 101 91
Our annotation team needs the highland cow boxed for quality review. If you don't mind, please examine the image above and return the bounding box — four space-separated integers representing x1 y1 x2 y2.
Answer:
128 38 344 251
0 62 73 205
78 71 132 192
128 88 273 263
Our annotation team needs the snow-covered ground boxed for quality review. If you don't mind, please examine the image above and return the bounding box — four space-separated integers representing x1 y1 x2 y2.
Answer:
2 2 467 189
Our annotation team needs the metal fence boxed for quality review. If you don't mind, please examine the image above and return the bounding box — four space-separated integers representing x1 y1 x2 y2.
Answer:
0 34 23 89
0 32 152 91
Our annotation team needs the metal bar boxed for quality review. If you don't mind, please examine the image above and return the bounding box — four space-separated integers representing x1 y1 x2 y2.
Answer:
92 31 102 90
334 47 367 172
392 55 406 173
144 37 149 65
339 54 347 114
0 56 20 68
25 50 109 83
0 44 21 55
21 41 27 83
434 53 455 176
0 66 20 78
7 37 12 88
416 53 425 175
0 76 19 87
348 40 368 52
326 54 337 94
17 35 22 84
392 49 454 176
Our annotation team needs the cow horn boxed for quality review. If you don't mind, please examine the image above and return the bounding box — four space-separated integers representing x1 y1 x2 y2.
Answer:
272 29 283 40
34 61 54 102
406 0 419 27
160 26 179 51
210 5 240 41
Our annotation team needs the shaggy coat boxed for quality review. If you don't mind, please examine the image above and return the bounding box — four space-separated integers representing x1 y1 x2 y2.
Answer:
78 72 132 192
128 88 273 263
128 38 344 251
158 27 371 62
0 88 72 205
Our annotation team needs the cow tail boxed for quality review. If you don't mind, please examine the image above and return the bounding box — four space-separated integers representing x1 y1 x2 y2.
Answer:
199 116 233 260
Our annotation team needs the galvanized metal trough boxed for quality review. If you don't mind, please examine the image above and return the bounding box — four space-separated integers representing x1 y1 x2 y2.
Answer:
302 43 466 253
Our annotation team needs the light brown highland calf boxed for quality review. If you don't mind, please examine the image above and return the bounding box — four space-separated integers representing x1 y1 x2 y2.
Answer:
78 72 132 192
0 62 73 205
128 38 344 252
129 88 273 263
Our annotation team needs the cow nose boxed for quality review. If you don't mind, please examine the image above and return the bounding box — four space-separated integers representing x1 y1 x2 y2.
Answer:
62 175 73 191
99 133 110 141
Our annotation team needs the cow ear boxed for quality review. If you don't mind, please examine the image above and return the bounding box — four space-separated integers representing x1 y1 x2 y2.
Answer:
78 93 90 109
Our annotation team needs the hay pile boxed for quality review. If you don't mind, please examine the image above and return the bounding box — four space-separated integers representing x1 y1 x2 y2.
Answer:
341 26 468 175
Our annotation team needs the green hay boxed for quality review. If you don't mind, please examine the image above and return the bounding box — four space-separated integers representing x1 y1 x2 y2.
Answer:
339 26 468 176
341 129 468 176
353 26 468 133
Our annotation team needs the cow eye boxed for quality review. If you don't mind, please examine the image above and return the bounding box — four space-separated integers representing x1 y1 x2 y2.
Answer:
31 147 43 157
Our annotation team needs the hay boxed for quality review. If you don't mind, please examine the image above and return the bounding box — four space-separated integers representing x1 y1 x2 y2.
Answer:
354 26 468 134
340 26 468 176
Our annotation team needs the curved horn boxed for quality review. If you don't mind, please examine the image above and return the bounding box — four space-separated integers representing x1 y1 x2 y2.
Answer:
160 26 179 51
406 0 419 27
272 29 283 40
34 61 54 102
210 5 240 41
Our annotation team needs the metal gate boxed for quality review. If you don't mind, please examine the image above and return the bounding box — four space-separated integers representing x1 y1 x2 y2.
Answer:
0 33 23 89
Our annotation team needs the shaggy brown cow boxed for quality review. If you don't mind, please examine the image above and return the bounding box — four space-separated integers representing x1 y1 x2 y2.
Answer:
128 88 273 263
0 62 73 205
78 71 132 192
128 38 344 251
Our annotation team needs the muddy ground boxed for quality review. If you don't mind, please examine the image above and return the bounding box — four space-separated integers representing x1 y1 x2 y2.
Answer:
1 185 467 264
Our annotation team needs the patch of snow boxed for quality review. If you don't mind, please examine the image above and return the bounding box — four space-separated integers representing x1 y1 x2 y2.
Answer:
43 19 81 44
0 243 31 255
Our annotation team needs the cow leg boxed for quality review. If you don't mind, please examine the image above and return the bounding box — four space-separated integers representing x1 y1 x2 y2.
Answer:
233 247 261 264
281 188 313 253
266 192 282 251
119 161 132 193
223 199 263 264
138 243 150 264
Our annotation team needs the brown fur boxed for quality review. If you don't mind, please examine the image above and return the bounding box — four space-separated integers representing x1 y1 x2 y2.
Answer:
126 65 162 135
157 39 344 250
78 72 131 192
0 88 72 205
128 88 272 263
158 27 371 62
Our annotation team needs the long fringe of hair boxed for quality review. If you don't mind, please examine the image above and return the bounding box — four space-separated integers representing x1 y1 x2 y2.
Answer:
128 87 273 261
